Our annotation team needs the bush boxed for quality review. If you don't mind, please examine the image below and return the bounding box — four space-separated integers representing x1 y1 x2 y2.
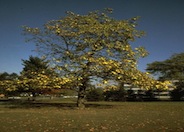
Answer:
104 89 127 101
170 82 184 101
86 88 104 101
144 90 157 101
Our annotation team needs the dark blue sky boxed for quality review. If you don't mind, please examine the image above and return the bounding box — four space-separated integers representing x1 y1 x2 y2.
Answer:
0 0 184 74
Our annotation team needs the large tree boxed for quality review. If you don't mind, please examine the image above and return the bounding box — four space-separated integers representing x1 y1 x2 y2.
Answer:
0 57 69 97
23 9 169 108
146 52 184 81
146 52 184 100
19 56 57 96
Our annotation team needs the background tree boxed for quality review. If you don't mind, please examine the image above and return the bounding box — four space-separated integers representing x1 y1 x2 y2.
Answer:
0 72 19 96
146 53 184 81
146 52 184 100
19 56 59 97
21 56 53 77
23 9 169 108
0 72 18 81
0 57 74 97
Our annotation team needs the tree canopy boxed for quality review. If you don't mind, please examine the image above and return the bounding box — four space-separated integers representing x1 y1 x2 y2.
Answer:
0 72 18 81
146 52 184 81
19 56 57 95
0 72 18 95
20 9 170 108
21 56 51 75
0 57 70 96
146 52 184 100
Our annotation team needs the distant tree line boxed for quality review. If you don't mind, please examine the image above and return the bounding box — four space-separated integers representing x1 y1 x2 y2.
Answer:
86 87 180 102
1 53 184 101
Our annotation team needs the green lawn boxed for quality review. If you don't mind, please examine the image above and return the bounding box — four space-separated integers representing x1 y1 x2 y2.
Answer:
0 99 184 132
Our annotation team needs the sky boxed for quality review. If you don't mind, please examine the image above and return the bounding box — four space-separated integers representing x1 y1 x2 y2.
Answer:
0 0 184 74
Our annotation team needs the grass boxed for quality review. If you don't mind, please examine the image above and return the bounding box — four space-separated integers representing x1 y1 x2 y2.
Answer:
0 99 184 132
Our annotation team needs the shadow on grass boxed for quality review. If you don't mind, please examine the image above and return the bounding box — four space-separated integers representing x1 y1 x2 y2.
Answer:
0 99 113 110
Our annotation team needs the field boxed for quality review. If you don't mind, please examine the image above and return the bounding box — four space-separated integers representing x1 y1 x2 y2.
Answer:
0 98 184 132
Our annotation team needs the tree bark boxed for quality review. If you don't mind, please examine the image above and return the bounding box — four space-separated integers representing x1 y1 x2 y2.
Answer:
77 62 91 109
77 85 86 109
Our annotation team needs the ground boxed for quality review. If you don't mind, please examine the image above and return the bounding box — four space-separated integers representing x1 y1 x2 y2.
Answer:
0 98 184 131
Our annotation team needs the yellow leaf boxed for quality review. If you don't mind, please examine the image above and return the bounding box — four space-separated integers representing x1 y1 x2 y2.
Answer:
103 80 108 84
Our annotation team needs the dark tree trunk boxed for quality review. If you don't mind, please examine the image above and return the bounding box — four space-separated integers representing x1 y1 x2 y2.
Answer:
77 62 91 109
77 86 86 109
77 78 89 109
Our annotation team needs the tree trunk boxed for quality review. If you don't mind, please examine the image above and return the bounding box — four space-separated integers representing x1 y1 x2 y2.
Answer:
77 62 91 109
77 86 86 109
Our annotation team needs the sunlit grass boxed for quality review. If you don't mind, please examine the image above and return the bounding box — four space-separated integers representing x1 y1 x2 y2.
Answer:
0 100 184 132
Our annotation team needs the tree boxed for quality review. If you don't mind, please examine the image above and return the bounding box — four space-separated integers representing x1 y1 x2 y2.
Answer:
0 56 68 98
21 56 53 77
146 53 184 81
146 52 184 100
23 9 169 108
0 72 19 95
19 56 61 97
0 72 18 81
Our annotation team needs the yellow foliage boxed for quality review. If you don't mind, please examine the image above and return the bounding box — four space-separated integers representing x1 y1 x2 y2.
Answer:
103 80 108 84
22 10 170 92
103 85 118 92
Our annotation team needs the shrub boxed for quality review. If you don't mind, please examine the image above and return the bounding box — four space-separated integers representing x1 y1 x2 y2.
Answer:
86 88 104 101
104 89 127 101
